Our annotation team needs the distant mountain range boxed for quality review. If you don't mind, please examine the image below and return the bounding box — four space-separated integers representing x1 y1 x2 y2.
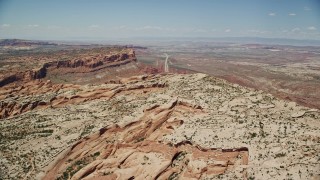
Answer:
2 37 320 47
121 36 320 46
0 39 57 46
202 37 320 46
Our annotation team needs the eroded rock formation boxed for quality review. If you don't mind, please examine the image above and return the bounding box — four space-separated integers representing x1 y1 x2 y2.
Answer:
0 65 47 87
53 49 136 70
0 75 166 119
0 71 319 179
44 100 248 180
0 49 136 87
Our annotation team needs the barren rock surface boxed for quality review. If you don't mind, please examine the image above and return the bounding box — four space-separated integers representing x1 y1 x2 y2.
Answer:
0 73 319 180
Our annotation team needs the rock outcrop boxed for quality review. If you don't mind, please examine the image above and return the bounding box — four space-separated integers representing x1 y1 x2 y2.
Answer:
44 100 248 180
0 75 166 119
0 65 47 87
54 49 136 69
0 49 136 87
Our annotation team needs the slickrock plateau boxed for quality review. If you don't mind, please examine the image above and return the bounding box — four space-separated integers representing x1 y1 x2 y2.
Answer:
0 71 319 179
0 43 319 180
44 99 248 180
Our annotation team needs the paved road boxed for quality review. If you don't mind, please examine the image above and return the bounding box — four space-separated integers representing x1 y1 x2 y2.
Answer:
164 53 169 72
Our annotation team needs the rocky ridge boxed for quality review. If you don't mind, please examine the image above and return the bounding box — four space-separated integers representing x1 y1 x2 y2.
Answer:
0 49 136 87
0 73 319 180
45 99 249 180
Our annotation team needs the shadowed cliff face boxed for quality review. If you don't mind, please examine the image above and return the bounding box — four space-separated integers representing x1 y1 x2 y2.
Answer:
0 49 137 87
53 49 136 69
0 66 47 87
44 100 249 180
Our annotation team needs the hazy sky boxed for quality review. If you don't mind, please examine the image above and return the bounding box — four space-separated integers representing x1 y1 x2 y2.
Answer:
0 0 319 40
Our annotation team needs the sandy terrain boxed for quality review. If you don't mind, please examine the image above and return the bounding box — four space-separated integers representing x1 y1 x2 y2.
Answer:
136 43 320 110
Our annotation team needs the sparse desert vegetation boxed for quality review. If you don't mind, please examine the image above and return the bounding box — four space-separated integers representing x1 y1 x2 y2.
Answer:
136 42 320 109
1 0 320 179
1 54 319 179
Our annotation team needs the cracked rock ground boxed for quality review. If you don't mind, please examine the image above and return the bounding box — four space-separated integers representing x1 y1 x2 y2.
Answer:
0 73 319 180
